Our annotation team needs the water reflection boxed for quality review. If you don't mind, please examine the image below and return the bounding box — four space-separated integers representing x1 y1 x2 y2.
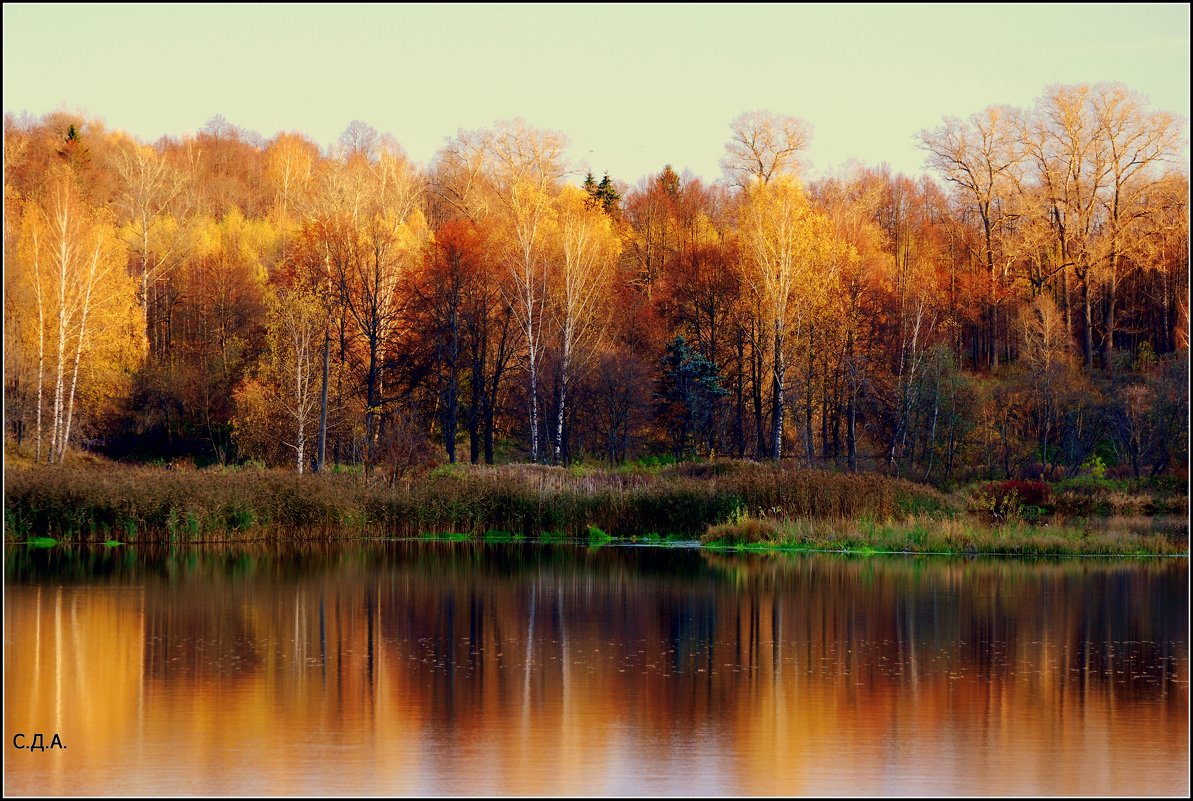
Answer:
5 542 1188 795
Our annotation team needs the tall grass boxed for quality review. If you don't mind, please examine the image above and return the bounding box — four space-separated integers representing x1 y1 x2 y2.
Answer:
4 465 363 542
701 513 1189 557
1048 476 1188 516
4 460 944 544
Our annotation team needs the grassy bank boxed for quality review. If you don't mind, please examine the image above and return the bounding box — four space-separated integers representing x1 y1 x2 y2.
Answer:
700 513 1189 557
7 459 1185 557
4 459 943 544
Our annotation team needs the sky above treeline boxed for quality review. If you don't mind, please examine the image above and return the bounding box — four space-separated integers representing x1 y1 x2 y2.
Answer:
3 4 1189 185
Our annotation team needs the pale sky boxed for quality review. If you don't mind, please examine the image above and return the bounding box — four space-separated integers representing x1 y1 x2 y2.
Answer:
3 4 1189 185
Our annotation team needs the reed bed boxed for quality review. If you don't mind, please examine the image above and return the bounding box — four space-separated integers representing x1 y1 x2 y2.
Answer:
5 460 944 544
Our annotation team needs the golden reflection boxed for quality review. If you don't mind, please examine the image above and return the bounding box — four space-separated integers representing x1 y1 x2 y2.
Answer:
4 544 1188 795
6 585 145 795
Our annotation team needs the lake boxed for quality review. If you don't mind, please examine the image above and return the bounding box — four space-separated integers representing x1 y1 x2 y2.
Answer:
4 541 1188 795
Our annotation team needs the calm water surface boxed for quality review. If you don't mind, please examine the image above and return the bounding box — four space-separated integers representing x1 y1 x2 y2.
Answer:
4 541 1188 796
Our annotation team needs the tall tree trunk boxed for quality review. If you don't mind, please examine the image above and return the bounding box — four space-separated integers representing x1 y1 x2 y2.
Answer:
845 328 857 473
31 231 45 464
804 326 815 464
847 392 857 473
770 321 784 460
923 379 941 481
735 329 745 457
830 369 842 462
61 245 101 464
51 230 69 464
364 338 380 479
1102 268 1117 370
469 361 483 464
1060 264 1071 337
983 211 998 370
752 324 768 459
483 400 496 465
443 352 458 465
316 330 330 473
1081 271 1094 371
142 215 152 352
945 427 956 482
554 336 570 464
528 344 540 463
820 394 829 460
485 315 512 465
990 305 999 370
554 371 568 465
294 327 307 474
35 322 45 464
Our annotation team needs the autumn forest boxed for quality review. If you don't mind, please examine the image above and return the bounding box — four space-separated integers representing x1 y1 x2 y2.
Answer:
3 82 1189 485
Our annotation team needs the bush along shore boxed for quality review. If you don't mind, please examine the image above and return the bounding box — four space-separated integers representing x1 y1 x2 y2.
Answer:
4 460 1186 556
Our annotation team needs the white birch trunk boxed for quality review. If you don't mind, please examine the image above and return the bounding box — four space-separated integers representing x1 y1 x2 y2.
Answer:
31 227 46 464
61 242 102 463
51 202 71 463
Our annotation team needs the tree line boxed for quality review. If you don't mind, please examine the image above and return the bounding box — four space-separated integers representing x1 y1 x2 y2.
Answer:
3 81 1188 483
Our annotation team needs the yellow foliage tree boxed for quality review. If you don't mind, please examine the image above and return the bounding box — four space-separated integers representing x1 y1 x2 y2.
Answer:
15 165 145 463
738 175 842 459
268 286 325 472
549 185 622 462
453 119 568 462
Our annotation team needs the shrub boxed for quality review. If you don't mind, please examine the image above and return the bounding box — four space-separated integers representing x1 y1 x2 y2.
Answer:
969 480 1050 523
701 515 782 546
1082 454 1107 479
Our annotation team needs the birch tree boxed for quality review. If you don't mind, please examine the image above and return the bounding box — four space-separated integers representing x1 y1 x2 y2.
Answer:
21 166 144 463
455 119 567 462
268 287 323 472
737 175 839 460
550 185 621 463
110 136 191 354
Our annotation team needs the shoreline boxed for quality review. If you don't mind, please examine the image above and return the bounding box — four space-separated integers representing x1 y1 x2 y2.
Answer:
13 529 1189 559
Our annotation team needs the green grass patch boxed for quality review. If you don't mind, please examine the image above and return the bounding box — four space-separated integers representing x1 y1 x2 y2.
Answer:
587 525 614 545
482 529 524 542
418 531 472 541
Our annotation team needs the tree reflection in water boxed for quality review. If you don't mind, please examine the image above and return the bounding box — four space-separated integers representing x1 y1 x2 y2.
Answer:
5 541 1188 795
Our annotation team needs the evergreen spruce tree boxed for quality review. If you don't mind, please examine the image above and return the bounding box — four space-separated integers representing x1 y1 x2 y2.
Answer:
657 336 726 458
